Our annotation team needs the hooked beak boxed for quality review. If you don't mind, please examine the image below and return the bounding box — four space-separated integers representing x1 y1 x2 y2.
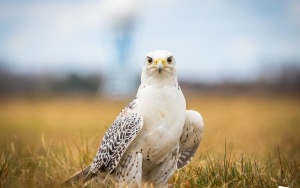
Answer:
156 61 164 74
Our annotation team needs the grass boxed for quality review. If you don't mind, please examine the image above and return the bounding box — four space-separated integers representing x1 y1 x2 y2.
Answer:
171 145 300 187
0 94 299 187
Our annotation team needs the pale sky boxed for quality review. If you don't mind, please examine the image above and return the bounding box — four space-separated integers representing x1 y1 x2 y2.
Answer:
0 0 300 82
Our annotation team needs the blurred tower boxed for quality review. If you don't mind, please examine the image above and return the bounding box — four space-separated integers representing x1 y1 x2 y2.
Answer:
100 0 138 99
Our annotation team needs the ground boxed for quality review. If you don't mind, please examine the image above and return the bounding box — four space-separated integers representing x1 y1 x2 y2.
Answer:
0 93 299 187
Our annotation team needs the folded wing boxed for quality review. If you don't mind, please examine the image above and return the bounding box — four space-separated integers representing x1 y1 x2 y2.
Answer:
177 110 204 169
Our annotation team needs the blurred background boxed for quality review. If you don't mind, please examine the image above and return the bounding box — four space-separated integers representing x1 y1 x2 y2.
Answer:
0 0 300 97
0 0 300 171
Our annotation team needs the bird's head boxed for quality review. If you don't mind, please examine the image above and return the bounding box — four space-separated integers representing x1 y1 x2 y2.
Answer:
141 50 178 86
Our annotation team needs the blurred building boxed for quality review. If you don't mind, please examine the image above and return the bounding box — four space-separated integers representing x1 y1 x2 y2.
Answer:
99 0 138 99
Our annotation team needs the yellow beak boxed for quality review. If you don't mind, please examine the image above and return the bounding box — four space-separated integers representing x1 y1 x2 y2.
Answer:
156 61 164 74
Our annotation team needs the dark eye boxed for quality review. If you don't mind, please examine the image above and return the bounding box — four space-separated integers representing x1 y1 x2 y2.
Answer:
147 57 153 64
167 56 172 63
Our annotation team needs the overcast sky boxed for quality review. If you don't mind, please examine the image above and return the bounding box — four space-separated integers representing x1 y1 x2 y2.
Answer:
0 0 300 82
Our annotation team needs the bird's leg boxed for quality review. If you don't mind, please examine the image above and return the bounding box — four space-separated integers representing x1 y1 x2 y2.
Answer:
115 152 143 188
148 149 178 188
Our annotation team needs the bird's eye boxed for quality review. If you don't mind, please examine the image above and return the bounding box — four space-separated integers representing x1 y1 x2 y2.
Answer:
147 57 153 64
167 57 172 63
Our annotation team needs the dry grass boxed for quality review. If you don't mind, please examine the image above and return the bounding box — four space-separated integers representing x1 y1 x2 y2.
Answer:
0 94 299 187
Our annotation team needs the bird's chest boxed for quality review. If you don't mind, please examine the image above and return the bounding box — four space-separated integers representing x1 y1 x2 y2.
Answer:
133 86 186 166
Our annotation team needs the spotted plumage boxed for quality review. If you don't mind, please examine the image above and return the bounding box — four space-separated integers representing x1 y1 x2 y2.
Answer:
62 50 204 188
89 108 143 175
177 110 204 169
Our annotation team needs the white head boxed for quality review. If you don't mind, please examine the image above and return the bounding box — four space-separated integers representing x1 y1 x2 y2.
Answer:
141 50 178 86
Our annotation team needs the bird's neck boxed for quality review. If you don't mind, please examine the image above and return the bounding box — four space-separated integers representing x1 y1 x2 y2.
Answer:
141 72 178 87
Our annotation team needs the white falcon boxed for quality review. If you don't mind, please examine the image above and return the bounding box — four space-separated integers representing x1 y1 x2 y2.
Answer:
63 50 204 187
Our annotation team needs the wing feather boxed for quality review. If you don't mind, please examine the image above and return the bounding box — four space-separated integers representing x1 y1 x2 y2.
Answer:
177 110 204 169
88 104 143 177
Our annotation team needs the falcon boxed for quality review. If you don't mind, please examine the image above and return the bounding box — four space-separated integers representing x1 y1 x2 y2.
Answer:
63 50 204 187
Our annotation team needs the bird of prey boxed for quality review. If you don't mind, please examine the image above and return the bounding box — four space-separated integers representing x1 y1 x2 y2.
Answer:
63 50 204 188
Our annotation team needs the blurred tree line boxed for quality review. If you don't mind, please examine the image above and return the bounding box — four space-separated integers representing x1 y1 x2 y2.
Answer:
0 69 101 97
0 63 299 97
181 63 300 96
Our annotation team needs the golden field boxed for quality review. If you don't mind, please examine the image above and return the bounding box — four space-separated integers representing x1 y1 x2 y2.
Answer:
0 93 299 187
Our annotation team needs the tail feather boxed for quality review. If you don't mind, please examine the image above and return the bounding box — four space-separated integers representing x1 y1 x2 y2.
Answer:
62 164 91 187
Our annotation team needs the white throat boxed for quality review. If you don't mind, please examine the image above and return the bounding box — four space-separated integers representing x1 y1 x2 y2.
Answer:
141 67 178 87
